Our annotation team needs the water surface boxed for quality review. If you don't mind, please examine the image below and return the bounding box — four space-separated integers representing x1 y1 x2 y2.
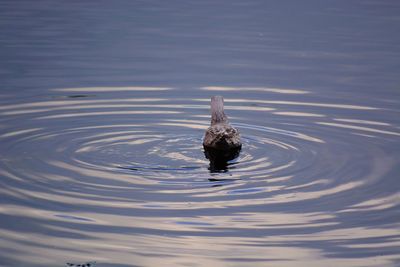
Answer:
1 1 400 267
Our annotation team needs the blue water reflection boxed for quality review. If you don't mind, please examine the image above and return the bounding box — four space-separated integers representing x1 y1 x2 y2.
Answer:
0 1 400 267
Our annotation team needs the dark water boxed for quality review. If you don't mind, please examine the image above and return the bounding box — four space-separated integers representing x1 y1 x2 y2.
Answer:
1 1 400 266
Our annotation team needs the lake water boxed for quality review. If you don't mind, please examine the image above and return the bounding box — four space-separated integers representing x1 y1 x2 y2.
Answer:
1 1 400 266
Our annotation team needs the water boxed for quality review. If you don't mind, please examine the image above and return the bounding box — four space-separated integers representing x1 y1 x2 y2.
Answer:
1 1 400 266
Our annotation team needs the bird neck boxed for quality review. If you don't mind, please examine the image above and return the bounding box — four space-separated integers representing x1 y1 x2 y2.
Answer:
211 96 228 125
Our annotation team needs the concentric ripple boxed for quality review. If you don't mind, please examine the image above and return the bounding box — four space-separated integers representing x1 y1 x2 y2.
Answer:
0 87 399 266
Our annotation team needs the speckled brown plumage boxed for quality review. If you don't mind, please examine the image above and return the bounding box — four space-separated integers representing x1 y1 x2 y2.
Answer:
203 96 241 150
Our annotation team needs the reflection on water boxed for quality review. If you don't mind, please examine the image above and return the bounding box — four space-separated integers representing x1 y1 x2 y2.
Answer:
53 87 172 92
201 86 310 94
317 122 400 137
1 85 399 266
1 1 400 267
204 146 241 173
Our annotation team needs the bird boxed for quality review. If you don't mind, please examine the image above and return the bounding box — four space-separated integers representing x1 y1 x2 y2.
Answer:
203 96 241 151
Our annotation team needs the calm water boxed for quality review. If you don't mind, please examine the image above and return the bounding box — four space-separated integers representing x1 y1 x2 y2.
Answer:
1 1 400 267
